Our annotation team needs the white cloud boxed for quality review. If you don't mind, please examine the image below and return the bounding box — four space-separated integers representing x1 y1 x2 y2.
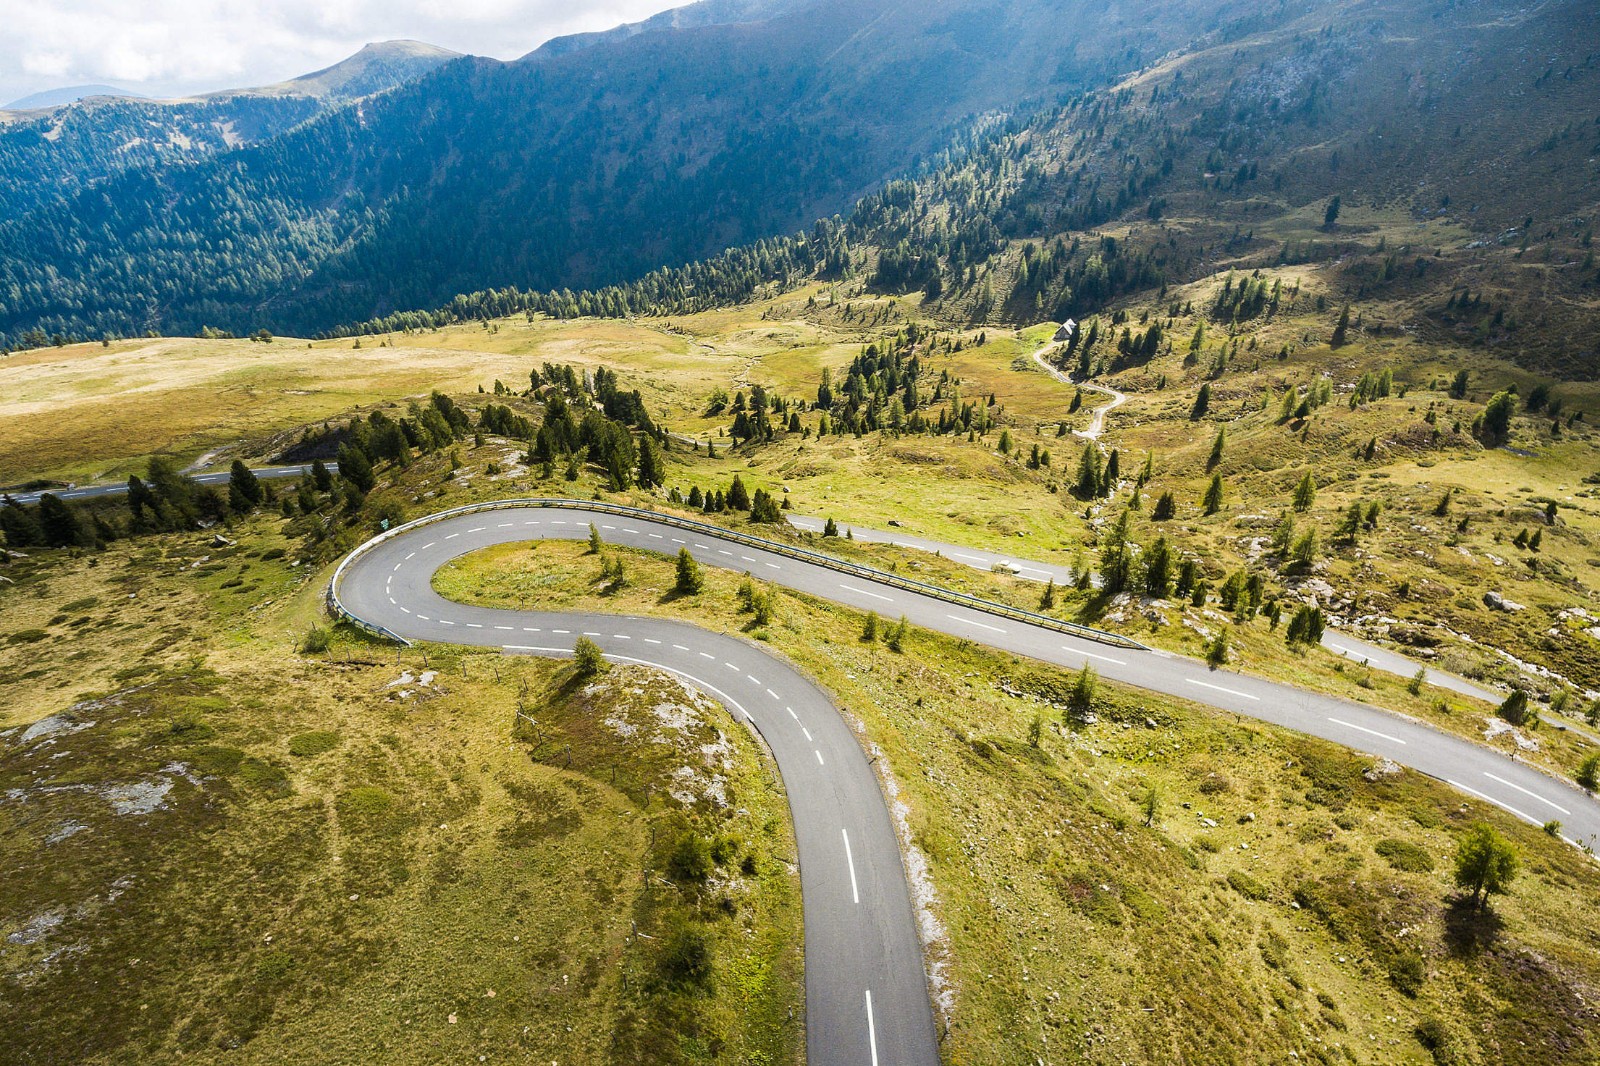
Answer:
2 0 680 104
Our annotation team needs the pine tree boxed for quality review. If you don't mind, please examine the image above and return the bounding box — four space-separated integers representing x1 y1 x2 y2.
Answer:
861 612 880 642
637 434 665 488
1191 383 1212 420
1073 444 1104 500
1292 472 1316 512
1069 663 1098 713
0 497 45 547
337 444 375 493
37 494 87 548
675 548 704 595
1137 451 1154 488
1202 473 1225 515
1207 427 1226 470
749 489 783 523
1152 491 1176 520
728 475 751 511
572 637 608 677
1098 510 1135 594
1331 304 1351 347
1143 536 1174 597
311 459 334 493
823 517 839 537
229 460 262 509
1040 578 1056 609
1453 823 1518 912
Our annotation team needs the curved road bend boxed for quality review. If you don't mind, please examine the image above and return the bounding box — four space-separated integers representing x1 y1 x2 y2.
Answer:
340 512 940 1066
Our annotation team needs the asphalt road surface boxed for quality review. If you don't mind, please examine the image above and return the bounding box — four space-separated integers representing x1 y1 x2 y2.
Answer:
337 502 1600 1063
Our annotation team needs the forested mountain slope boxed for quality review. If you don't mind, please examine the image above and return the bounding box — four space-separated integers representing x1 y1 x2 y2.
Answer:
323 0 1600 377
0 0 1296 345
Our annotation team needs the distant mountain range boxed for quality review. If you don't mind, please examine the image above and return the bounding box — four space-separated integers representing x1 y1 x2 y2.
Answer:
3 85 148 110
0 41 461 218
0 0 1595 353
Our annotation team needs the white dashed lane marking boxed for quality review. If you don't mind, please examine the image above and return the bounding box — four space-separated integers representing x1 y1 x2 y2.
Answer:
1185 678 1259 700
841 828 860 905
1067 646 1126 666
1328 717 1405 745
1448 778 1541 826
1484 771 1571 815
842 583 894 603
947 613 1005 633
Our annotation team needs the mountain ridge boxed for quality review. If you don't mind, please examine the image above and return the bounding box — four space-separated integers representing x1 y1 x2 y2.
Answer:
2 84 147 111
0 0 1286 343
0 40 464 219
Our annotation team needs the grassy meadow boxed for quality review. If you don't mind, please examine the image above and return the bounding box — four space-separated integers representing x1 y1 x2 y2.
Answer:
4 203 1600 1065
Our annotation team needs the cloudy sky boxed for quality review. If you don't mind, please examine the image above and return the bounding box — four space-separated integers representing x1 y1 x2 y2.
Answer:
2 0 683 105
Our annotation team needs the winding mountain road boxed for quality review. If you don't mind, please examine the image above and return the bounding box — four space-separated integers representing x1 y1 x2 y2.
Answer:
334 500 1600 1064
1031 345 1126 439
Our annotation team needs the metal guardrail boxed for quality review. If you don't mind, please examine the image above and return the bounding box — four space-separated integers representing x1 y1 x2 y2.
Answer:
328 498 1152 652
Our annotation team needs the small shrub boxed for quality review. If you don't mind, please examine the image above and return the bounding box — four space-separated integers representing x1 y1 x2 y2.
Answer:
1375 838 1434 873
667 832 712 883
1415 1017 1462 1065
659 922 714 989
300 625 332 654
1228 869 1271 901
1576 751 1600 790
709 834 740 866
1389 949 1426 996
288 730 339 758
572 636 607 677
340 786 395 819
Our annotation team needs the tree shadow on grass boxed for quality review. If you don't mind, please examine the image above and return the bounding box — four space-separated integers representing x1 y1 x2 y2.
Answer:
1442 894 1505 957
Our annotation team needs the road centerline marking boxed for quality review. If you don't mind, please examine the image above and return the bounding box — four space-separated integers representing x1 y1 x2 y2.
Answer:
1327 717 1406 745
1067 646 1125 665
1185 678 1260 700
1484 771 1571 815
947 613 1005 633
1447 779 1542 826
866 990 880 1066
842 828 860 904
